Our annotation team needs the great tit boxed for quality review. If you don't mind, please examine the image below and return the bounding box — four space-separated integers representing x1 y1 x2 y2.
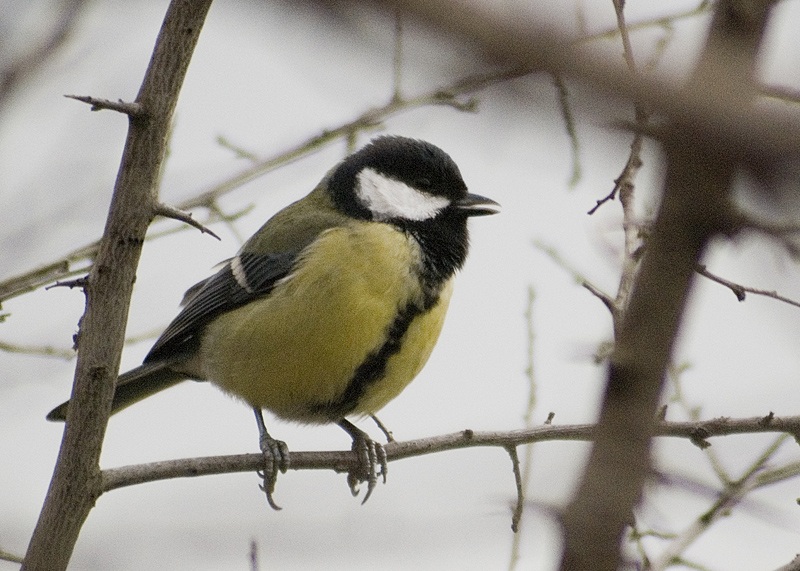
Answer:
48 135 499 506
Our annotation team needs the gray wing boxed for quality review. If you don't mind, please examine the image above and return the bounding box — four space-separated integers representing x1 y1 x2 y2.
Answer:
144 251 297 363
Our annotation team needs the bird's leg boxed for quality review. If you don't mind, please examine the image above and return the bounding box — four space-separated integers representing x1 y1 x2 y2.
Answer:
253 407 289 510
337 419 388 504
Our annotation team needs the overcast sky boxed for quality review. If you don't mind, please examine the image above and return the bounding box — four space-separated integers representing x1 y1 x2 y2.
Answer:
2 1 800 569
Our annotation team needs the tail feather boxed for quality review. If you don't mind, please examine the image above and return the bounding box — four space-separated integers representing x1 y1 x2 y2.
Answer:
46 361 187 422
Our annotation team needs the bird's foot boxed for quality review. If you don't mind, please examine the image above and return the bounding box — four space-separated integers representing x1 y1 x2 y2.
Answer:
338 419 388 504
253 408 289 510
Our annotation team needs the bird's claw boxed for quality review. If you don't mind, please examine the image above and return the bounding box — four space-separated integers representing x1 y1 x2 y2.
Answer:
257 433 289 510
340 421 388 504
253 408 289 510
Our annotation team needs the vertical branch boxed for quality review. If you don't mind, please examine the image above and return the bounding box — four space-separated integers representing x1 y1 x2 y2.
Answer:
610 0 647 337
509 287 539 570
559 2 774 570
22 2 214 570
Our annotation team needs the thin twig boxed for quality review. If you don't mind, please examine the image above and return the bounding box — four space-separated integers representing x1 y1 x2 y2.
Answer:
552 74 581 188
179 66 530 212
696 264 800 309
506 445 524 533
761 84 800 105
215 136 260 162
666 364 732 484
0 66 530 306
0 340 73 360
588 0 648 219
578 1 711 43
0 549 24 565
0 0 89 113
509 287 540 569
649 434 790 571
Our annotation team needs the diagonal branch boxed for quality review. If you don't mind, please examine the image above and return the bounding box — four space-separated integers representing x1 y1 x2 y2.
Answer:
376 0 800 170
560 0 774 568
0 66 527 305
22 3 215 570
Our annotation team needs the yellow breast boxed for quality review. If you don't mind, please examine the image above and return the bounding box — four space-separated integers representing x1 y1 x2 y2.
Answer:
200 223 452 423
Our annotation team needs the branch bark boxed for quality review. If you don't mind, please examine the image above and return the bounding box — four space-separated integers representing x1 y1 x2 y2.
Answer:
22 2 214 569
97 414 800 494
560 1 773 569
376 0 800 170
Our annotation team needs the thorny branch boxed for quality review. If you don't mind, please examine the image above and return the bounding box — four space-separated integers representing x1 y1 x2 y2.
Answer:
0 66 529 306
22 2 215 569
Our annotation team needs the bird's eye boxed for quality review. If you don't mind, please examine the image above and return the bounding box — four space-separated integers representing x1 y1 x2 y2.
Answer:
415 178 432 190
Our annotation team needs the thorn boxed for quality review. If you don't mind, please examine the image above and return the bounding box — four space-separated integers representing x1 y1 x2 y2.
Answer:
153 203 221 240
65 94 144 116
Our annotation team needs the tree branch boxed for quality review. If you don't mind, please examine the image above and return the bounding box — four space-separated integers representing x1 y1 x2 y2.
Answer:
22 3 214 570
696 264 800 309
99 414 800 493
561 0 773 568
178 66 530 211
0 66 526 306
375 0 800 171
649 434 791 571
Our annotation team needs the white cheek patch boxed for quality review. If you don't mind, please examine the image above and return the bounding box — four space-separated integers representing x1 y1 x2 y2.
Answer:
356 167 450 221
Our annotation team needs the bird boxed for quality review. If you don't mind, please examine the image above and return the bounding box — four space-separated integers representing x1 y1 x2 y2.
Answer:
47 135 499 507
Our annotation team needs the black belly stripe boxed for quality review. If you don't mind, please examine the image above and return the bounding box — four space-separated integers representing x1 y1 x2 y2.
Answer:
307 300 426 420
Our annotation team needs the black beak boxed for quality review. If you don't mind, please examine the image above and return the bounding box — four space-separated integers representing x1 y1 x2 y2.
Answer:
454 193 501 217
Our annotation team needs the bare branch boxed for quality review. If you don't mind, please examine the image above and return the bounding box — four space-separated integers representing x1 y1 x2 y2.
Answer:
696 264 800 309
376 0 800 172
762 84 800 105
509 288 541 569
582 281 617 315
649 434 791 571
180 66 530 211
215 135 260 162
64 94 144 116
23 3 215 569
0 340 73 360
507 445 524 533
0 66 528 305
560 0 774 567
580 1 712 44
0 549 23 565
552 74 582 188
99 414 800 494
